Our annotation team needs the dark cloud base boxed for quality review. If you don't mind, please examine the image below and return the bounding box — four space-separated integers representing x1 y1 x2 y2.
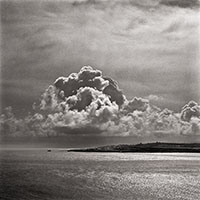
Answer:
1 135 200 149
160 0 199 8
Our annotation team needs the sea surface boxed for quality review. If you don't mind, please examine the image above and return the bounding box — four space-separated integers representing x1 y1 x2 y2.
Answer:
0 150 200 200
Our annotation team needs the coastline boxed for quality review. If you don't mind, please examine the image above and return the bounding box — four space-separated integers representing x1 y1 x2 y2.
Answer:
67 142 200 153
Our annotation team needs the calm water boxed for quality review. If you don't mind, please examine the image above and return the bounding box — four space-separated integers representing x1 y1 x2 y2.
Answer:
0 150 200 200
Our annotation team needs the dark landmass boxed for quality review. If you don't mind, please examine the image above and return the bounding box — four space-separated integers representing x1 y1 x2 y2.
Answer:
68 142 200 153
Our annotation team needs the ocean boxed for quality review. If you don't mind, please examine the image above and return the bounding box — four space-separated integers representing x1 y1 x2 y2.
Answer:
0 150 200 200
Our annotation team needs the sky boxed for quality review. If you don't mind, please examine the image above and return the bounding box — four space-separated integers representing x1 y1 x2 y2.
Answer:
0 0 200 146
1 0 199 115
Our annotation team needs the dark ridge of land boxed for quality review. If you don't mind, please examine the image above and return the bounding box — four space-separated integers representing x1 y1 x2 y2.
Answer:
67 142 200 153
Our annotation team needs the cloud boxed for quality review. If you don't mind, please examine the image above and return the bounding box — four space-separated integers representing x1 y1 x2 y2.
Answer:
180 101 200 122
1 66 199 137
1 0 199 138
54 66 125 107
159 0 199 8
146 94 164 102
1 0 199 115
123 97 149 114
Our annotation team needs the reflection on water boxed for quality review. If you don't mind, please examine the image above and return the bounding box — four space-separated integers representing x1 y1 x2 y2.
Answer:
1 151 200 200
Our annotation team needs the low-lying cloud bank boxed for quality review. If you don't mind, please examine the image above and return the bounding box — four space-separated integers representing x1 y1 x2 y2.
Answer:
1 66 200 137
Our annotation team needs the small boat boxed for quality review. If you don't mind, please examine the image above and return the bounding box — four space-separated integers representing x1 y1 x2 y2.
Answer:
47 149 51 152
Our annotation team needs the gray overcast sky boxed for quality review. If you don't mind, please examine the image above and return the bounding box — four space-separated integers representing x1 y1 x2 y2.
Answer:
1 0 200 115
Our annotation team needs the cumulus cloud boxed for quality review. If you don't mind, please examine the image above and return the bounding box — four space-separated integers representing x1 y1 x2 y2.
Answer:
0 66 200 137
123 97 149 114
54 66 125 107
180 101 200 122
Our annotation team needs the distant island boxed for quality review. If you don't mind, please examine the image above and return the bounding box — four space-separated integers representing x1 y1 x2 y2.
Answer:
67 142 200 153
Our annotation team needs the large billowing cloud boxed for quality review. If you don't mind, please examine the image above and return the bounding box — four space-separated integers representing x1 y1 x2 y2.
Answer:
1 66 199 137
54 66 125 107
